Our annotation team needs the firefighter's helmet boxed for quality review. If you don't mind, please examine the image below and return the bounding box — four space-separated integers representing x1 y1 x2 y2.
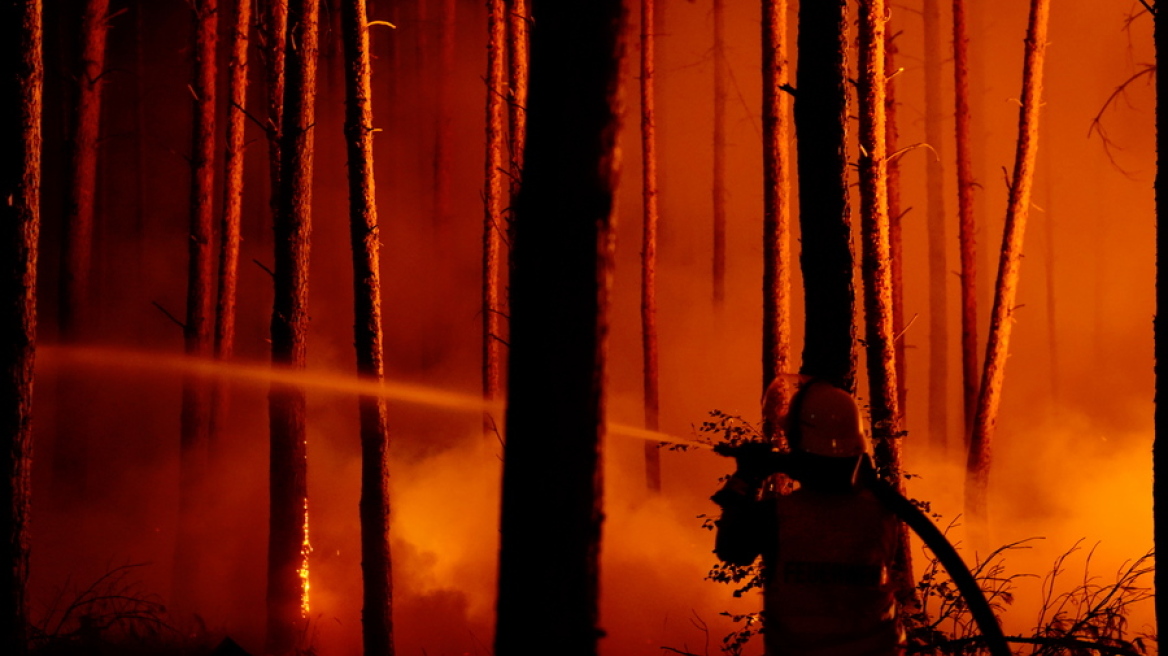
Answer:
792 380 871 458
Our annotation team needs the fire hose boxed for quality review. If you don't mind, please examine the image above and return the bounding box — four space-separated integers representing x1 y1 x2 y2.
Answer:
712 445 1011 656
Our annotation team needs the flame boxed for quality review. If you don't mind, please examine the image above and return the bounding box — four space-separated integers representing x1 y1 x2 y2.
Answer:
300 497 311 617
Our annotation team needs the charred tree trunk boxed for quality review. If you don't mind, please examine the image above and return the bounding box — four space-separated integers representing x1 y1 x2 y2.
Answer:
857 0 915 614
433 0 454 224
174 0 218 615
887 29 908 417
0 4 40 654
640 0 662 491
1155 0 1167 637
711 0 727 306
267 1 318 652
761 0 792 418
262 0 288 246
923 0 949 452
794 0 854 391
60 0 109 339
964 0 1049 529
341 2 394 653
483 0 506 436
507 0 528 186
953 0 978 445
212 0 252 447
494 2 626 655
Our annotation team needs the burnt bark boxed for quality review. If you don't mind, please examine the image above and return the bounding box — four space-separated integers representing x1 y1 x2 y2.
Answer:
341 2 394 654
761 0 792 416
483 0 506 436
923 0 950 452
174 0 218 615
794 0 855 391
494 2 626 655
0 4 40 653
266 0 318 652
964 0 1049 529
954 0 979 445
640 0 661 491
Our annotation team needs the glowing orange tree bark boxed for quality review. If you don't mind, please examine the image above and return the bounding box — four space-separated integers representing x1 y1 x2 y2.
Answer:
494 2 625 653
712 0 727 306
0 4 40 653
267 1 318 652
794 0 854 391
1155 0 1167 636
761 0 792 414
174 0 217 615
964 0 1049 527
640 0 662 491
212 0 253 445
954 0 979 445
263 0 288 244
507 0 528 184
886 29 908 416
923 0 950 452
340 2 394 653
483 0 506 436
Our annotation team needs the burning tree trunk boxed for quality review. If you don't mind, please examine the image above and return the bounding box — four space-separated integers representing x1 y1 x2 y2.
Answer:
640 0 661 491
507 0 528 185
761 0 792 414
1155 0 1167 636
60 0 109 339
174 0 218 614
794 0 854 390
964 0 1049 529
483 0 506 436
267 0 318 652
953 0 979 445
494 2 625 654
887 29 908 416
711 0 727 306
923 0 950 452
340 2 394 653
212 0 252 447
857 0 915 613
0 3 40 654
433 0 454 224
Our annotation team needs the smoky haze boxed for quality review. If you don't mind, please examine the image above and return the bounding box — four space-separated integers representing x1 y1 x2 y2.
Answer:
27 0 1156 654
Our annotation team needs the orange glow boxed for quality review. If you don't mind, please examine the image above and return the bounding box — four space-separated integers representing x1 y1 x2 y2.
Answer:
300 498 311 618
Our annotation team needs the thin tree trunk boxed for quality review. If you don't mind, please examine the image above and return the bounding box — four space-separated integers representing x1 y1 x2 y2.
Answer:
263 0 288 246
174 0 218 616
887 29 908 417
954 0 978 447
212 0 253 447
0 4 40 653
857 0 915 616
494 2 626 654
1154 0 1166 637
432 0 454 224
483 0 506 437
60 0 110 339
964 0 1049 529
506 0 528 189
794 0 854 392
341 2 394 654
267 1 318 652
923 0 949 452
711 0 727 306
640 0 662 491
761 0 791 422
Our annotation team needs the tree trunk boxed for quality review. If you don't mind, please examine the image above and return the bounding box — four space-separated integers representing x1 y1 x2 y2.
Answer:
174 0 218 616
262 0 288 246
507 0 528 189
1154 0 1167 637
886 29 908 418
267 1 318 653
494 2 625 655
711 0 726 306
483 0 506 437
923 0 950 453
60 0 109 339
761 0 792 426
953 0 978 446
857 0 915 615
0 4 40 654
794 0 854 391
341 2 394 654
964 0 1049 530
640 0 661 491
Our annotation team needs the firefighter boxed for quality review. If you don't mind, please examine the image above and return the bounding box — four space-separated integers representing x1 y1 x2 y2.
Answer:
712 378 904 656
